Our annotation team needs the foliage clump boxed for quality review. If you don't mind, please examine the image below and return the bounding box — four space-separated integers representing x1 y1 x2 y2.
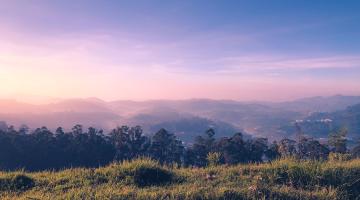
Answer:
207 152 222 167
0 174 35 192
104 158 174 187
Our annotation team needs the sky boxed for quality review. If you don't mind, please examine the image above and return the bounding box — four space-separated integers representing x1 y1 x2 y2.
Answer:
0 0 360 102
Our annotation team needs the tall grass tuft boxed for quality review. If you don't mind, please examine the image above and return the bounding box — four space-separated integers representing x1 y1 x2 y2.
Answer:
0 157 359 199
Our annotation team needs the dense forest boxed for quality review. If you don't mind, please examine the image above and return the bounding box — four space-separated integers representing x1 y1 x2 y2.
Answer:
0 124 359 171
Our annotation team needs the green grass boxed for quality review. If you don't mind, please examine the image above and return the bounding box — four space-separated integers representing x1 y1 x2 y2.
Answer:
0 158 359 200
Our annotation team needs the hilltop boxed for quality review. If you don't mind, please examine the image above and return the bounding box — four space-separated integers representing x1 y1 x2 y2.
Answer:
0 158 359 200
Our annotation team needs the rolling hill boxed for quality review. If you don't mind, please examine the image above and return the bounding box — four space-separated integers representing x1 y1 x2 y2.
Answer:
0 95 359 141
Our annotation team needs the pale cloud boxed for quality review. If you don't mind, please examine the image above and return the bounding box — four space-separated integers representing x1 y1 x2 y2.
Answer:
214 55 360 72
0 19 359 101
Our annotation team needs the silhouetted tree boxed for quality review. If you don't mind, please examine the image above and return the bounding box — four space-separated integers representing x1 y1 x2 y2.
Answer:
278 138 297 157
55 127 65 135
297 137 329 160
265 141 281 161
72 124 83 135
110 126 150 161
0 125 116 171
149 128 184 165
214 132 248 164
186 128 216 167
328 128 348 153
19 124 30 134
246 137 268 162
0 122 356 171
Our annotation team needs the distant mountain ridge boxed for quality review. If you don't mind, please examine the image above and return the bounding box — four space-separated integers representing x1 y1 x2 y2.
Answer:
269 95 360 113
0 95 359 140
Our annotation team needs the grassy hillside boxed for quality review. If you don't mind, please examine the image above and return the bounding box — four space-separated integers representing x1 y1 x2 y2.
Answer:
1 158 359 200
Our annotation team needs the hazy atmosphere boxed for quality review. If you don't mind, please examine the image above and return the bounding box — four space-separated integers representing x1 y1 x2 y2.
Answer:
1 1 360 199
1 0 360 102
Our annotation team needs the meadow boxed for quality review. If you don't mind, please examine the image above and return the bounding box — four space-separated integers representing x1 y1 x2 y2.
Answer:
0 157 359 200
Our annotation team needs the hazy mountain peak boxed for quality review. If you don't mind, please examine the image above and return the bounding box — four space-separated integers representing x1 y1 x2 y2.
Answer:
1 95 360 139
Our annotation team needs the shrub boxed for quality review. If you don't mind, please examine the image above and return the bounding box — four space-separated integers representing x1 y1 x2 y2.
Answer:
132 165 172 187
105 158 174 187
207 152 222 167
0 174 35 192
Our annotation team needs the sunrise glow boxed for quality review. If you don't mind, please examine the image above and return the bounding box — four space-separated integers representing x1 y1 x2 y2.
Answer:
1 1 359 102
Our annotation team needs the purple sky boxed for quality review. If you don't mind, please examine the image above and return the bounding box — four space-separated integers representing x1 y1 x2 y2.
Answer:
0 0 360 102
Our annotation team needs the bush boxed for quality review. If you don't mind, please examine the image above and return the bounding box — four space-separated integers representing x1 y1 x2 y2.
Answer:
207 152 222 167
104 158 173 187
0 174 35 192
132 166 172 187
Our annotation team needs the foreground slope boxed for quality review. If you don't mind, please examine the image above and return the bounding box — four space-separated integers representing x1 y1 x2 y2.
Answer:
1 158 359 200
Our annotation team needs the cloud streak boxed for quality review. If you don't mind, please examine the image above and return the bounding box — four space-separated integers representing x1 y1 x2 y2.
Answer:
0 1 359 101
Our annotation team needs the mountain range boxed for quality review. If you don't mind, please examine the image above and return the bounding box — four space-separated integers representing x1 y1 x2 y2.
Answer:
0 95 359 142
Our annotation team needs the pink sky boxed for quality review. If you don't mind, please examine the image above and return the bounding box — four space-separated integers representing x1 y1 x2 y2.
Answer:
1 1 359 102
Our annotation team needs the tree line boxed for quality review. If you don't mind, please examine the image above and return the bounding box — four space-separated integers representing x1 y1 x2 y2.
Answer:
0 124 359 171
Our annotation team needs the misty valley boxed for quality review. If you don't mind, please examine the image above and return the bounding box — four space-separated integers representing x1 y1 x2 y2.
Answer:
0 95 360 199
1 1 360 199
1 95 360 143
